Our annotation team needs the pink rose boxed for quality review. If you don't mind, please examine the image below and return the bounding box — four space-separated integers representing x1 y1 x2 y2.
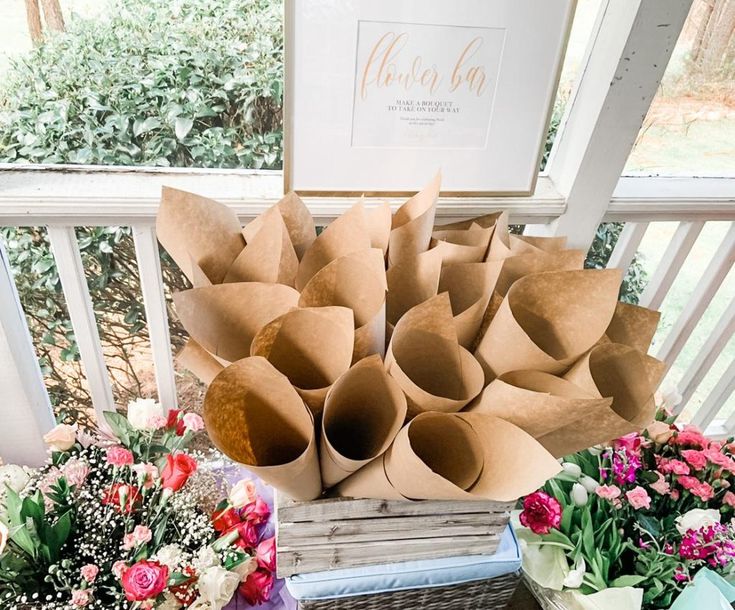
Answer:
681 450 708 471
519 491 562 535
625 486 651 510
80 564 99 583
649 472 670 495
71 589 91 607
256 537 276 572
112 561 128 579
241 497 270 525
724 491 735 507
106 446 134 467
121 560 169 601
182 413 205 433
595 484 622 500
239 569 274 606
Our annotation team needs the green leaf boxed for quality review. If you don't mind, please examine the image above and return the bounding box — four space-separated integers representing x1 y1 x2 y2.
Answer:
636 513 661 537
174 117 194 140
133 116 162 137
611 574 647 588
103 411 134 445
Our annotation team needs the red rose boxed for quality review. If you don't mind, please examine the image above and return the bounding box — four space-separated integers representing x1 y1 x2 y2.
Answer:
160 453 197 491
166 409 186 436
102 483 141 513
256 536 276 572
212 507 241 532
239 569 274 605
241 497 270 525
121 560 169 601
233 520 260 548
519 491 562 535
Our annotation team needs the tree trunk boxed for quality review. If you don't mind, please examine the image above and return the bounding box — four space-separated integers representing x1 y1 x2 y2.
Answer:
40 0 65 33
24 0 44 45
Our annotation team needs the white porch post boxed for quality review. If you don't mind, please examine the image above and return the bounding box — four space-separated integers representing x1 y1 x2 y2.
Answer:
526 0 693 251
0 240 55 466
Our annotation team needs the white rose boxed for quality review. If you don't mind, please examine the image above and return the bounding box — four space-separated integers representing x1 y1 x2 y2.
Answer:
43 424 77 451
0 521 8 556
0 465 31 494
229 478 257 509
562 557 586 589
127 398 164 430
154 544 182 570
197 566 240 610
675 508 721 535
571 483 588 507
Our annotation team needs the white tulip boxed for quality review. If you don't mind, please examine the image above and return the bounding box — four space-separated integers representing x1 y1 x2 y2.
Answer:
563 557 586 589
587 445 605 456
562 462 582 478
127 398 164 431
579 475 599 493
571 483 589 507
675 508 720 535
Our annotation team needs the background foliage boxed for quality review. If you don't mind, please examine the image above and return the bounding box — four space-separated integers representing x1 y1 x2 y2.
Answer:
0 0 645 420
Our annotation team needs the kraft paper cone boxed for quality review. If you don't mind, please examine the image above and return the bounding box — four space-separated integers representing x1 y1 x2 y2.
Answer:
320 354 407 488
173 282 300 362
468 371 614 457
386 247 443 329
487 212 567 261
337 412 561 502
243 192 316 260
385 293 485 416
434 211 504 231
250 306 355 415
438 261 503 348
299 249 387 361
605 301 660 353
365 200 392 256
177 338 224 385
430 225 493 264
474 269 622 381
388 173 440 266
295 202 371 290
538 343 667 456
495 249 586 296
157 187 245 285
203 356 321 501
224 206 298 286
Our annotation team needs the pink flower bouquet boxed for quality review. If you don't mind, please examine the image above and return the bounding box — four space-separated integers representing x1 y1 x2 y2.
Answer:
518 407 735 609
0 402 277 609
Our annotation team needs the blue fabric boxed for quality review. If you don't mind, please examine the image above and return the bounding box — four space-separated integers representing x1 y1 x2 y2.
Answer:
285 525 521 600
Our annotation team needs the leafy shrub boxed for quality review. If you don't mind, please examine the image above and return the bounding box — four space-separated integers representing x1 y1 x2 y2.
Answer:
0 0 283 169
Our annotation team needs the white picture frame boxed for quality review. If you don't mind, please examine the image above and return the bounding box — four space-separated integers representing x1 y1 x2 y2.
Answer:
285 0 576 196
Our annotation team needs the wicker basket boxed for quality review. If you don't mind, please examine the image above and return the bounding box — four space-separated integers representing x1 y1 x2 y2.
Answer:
523 574 583 610
296 570 520 610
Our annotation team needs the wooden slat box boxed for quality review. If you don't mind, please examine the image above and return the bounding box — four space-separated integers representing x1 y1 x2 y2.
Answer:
275 494 514 578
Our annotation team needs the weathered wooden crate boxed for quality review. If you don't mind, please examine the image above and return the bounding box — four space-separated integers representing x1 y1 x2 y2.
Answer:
275 493 513 578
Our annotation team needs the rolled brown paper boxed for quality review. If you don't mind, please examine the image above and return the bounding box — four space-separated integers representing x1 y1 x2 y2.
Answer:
250 306 355 415
467 370 614 457
385 293 485 416
224 206 298 286
434 211 504 232
320 354 407 488
385 247 443 329
494 249 585 296
487 212 567 261
438 261 503 348
474 268 622 381
337 411 561 502
177 338 225 385
605 301 660 353
535 342 668 456
157 187 245 285
204 356 322 501
295 202 371 290
299 249 387 361
430 225 493 264
365 200 392 256
243 192 316 260
173 282 300 362
388 173 440 267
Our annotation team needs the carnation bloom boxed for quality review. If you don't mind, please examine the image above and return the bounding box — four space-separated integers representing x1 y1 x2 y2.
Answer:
648 472 670 495
80 564 99 583
681 449 708 471
678 475 714 501
595 484 622 500
127 398 165 431
112 561 128 579
625 486 651 510
71 589 91 607
102 483 141 513
182 412 205 433
724 491 735 507
658 458 690 476
160 453 197 491
239 569 275 606
61 457 89 488
671 425 709 449
519 491 562 535
121 560 169 601
106 446 134 467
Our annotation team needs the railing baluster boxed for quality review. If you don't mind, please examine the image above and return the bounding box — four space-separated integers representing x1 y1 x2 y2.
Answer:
693 357 735 430
606 222 649 271
677 297 735 414
47 226 116 421
639 221 705 310
656 222 735 375
132 225 178 411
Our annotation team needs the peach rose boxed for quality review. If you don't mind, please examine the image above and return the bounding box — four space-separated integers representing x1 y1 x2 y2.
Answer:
43 423 77 452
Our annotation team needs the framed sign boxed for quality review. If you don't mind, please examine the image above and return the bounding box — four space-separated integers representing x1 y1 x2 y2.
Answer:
284 0 575 196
